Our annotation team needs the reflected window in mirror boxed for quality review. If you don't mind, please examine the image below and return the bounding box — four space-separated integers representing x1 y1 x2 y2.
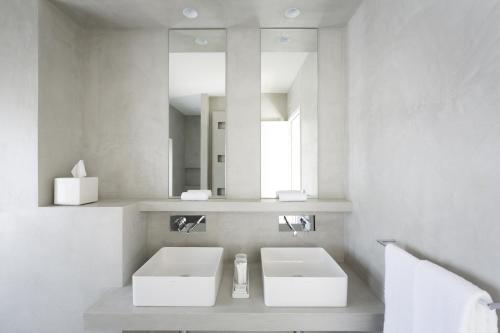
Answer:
168 29 226 198
260 29 318 198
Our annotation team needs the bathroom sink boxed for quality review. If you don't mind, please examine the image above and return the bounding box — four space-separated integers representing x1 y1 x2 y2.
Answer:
133 247 224 306
261 247 348 307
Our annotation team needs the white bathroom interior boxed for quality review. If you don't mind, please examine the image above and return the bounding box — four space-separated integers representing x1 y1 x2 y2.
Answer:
1 0 499 332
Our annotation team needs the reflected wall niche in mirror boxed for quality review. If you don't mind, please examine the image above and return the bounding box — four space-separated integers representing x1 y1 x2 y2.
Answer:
260 29 318 199
169 29 226 198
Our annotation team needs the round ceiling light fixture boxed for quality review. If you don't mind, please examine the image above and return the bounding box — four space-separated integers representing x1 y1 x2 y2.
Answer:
284 7 301 19
182 7 198 19
194 37 208 46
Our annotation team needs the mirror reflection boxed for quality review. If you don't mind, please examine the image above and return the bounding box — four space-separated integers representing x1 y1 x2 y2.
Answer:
260 29 318 199
169 29 226 198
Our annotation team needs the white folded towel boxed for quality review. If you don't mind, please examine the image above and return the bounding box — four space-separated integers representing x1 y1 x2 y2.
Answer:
180 191 209 201
276 190 307 202
413 260 498 333
187 189 212 197
383 244 420 333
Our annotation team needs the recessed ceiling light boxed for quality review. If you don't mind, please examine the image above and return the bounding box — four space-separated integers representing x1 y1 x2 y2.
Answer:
195 37 208 46
279 36 290 44
284 7 301 19
182 7 198 19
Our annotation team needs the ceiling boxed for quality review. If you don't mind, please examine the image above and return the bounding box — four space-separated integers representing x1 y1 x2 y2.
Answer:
261 29 317 52
169 52 225 115
170 50 311 114
170 29 226 52
50 0 362 29
261 52 309 93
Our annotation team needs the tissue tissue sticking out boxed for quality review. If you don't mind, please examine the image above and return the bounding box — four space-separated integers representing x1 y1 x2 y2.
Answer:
54 160 98 205
71 160 87 178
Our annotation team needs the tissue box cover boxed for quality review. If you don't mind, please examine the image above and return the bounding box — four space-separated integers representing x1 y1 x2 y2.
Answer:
54 177 98 205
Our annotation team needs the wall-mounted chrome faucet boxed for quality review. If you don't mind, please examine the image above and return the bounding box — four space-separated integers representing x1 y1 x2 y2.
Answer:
279 215 315 236
170 215 206 233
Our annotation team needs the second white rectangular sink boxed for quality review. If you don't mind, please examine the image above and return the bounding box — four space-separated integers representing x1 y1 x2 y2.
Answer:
133 247 224 306
261 247 348 307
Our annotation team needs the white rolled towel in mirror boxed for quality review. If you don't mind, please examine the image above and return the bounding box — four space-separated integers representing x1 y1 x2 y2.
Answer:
187 189 212 197
181 191 209 201
276 190 307 202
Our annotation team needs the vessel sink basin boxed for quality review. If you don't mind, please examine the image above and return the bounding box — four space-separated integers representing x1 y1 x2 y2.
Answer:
133 247 224 306
261 247 348 307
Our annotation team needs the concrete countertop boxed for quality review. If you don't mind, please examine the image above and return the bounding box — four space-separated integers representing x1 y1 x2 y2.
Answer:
84 263 384 332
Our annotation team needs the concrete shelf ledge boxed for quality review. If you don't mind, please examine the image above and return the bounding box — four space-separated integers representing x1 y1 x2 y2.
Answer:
45 199 352 213
138 198 353 213
84 263 384 332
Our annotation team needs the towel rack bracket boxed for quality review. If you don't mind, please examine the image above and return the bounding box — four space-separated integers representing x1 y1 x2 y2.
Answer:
377 239 396 247
488 302 500 310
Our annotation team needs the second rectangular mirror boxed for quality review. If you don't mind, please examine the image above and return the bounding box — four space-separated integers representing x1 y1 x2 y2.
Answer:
260 29 318 198
169 29 226 198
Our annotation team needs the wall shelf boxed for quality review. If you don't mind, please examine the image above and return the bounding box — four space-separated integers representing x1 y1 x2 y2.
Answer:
138 198 352 213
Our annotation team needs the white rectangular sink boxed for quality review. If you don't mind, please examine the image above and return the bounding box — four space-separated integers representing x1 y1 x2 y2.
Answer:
133 247 224 306
261 247 348 307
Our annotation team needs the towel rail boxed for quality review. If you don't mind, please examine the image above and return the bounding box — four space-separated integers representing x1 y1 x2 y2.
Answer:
376 239 499 311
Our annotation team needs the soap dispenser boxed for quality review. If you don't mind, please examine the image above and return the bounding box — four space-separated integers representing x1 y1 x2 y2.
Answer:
232 253 249 298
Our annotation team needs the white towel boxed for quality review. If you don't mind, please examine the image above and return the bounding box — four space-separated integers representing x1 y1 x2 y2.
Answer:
180 191 209 201
413 260 498 333
187 189 212 197
276 190 307 202
383 244 420 333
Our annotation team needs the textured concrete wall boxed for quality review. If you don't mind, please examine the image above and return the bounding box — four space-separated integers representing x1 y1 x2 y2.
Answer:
226 28 261 199
0 0 38 208
82 29 169 199
38 0 84 206
346 0 500 302
318 27 347 199
0 206 139 333
147 212 345 263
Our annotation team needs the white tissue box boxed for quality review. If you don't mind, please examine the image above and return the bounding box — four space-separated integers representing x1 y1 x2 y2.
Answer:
54 177 98 205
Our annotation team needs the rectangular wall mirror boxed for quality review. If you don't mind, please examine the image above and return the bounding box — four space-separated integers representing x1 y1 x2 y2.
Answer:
169 29 226 198
260 29 318 198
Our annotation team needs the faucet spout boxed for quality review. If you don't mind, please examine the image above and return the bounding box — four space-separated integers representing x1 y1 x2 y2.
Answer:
284 216 298 236
186 216 205 233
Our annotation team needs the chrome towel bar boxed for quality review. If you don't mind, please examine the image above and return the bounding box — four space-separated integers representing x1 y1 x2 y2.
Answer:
377 239 499 311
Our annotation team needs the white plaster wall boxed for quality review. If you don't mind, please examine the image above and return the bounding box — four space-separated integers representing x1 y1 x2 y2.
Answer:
82 29 169 199
261 93 287 121
184 116 201 169
184 116 201 189
169 106 185 196
318 27 347 199
288 53 318 197
0 0 38 208
122 204 148 285
226 28 261 199
0 207 124 333
38 0 84 206
346 0 500 302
